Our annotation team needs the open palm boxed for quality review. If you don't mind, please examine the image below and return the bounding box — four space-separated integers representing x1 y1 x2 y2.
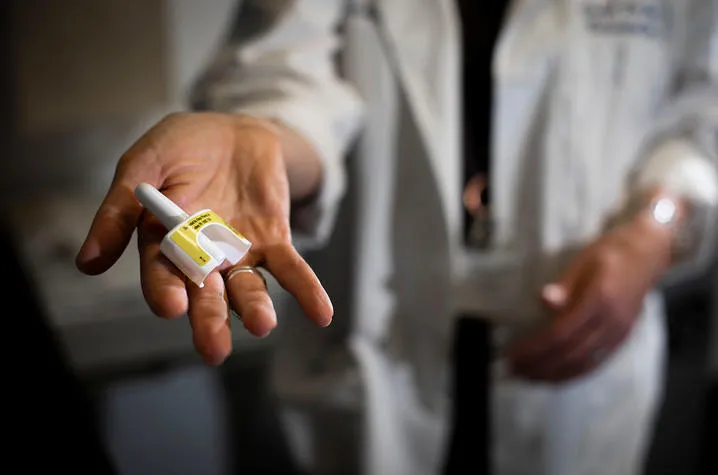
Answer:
76 113 332 365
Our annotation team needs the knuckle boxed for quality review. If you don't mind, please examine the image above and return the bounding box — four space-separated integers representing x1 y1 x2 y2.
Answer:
233 275 266 294
196 287 227 306
595 277 617 302
162 111 189 124
598 246 623 271
284 246 305 267
256 129 283 156
235 118 283 151
116 150 141 177
269 243 302 267
116 148 160 182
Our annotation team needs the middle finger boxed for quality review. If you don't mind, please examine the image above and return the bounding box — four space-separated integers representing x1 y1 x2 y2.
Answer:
187 272 233 365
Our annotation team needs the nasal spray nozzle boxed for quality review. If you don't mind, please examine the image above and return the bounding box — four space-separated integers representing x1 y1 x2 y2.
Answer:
134 183 252 287
135 183 189 229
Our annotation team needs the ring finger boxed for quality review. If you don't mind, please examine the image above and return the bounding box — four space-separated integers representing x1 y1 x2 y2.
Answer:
224 264 277 338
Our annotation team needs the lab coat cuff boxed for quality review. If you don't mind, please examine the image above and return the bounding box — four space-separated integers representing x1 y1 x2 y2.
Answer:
632 140 718 206
629 140 718 281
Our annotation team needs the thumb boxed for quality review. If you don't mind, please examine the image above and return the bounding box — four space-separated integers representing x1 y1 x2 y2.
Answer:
541 249 591 312
541 283 569 310
76 158 161 275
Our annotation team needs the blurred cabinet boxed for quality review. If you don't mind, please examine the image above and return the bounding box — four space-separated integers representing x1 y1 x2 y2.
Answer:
14 0 168 136
4 0 238 203
13 0 238 137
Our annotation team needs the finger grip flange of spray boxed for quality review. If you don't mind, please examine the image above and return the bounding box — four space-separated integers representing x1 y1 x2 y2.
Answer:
134 183 252 287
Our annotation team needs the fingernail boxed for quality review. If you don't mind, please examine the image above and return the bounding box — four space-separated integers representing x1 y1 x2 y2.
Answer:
242 310 276 338
249 325 273 339
203 351 227 366
75 247 108 275
75 240 97 267
542 284 567 305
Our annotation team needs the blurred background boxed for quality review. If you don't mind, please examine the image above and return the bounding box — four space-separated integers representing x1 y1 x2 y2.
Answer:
2 1 309 473
1 1 716 474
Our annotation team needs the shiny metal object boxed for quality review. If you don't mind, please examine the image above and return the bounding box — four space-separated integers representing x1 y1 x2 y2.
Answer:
224 265 268 290
225 266 268 321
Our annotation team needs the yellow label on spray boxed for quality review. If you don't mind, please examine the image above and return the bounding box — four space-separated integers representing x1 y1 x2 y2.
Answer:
169 210 248 266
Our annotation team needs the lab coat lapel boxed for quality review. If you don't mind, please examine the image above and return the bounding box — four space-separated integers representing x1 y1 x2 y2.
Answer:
376 0 463 254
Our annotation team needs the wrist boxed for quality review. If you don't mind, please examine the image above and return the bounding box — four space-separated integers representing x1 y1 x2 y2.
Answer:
627 189 688 271
231 114 324 203
270 119 324 203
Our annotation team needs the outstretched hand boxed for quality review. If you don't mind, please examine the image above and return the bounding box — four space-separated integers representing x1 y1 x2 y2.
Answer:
76 113 332 365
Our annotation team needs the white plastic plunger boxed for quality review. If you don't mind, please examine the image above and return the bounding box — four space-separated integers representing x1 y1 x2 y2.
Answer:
134 183 189 229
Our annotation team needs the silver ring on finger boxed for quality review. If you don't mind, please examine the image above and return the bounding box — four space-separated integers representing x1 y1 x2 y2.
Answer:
224 266 268 321
224 265 268 290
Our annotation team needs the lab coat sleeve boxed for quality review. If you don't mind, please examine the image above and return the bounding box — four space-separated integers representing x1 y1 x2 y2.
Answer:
190 0 365 249
626 1 718 280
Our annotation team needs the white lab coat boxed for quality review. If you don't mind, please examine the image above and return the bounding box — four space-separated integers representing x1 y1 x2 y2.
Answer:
192 1 718 474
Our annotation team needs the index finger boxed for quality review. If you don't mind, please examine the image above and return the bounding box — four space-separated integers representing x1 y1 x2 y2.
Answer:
506 279 602 363
76 157 161 275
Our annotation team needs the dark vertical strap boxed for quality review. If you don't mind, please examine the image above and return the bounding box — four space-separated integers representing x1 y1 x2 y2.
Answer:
456 0 509 240
443 1 510 473
444 317 493 475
